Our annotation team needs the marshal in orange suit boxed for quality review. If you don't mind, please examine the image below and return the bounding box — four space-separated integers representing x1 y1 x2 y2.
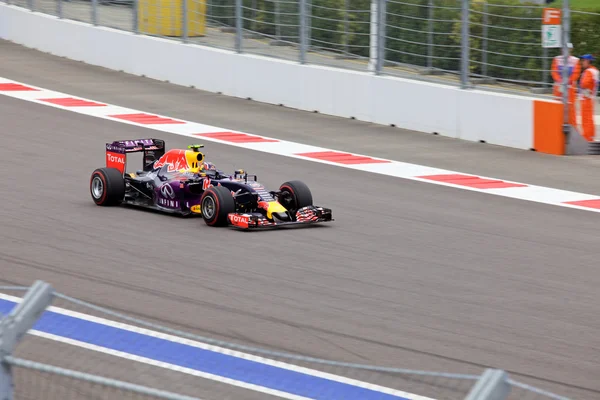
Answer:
579 54 599 142
551 43 581 126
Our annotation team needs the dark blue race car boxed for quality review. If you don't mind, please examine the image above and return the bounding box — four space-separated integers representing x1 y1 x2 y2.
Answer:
89 138 334 230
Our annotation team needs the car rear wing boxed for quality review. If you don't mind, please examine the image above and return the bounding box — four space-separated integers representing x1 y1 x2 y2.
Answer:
105 138 166 175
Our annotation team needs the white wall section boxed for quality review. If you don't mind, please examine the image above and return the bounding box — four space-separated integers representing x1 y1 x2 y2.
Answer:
0 4 538 151
457 90 534 149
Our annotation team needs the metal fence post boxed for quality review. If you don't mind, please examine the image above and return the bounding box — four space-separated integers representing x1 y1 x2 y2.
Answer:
57 0 63 19
427 0 433 70
375 0 386 75
482 0 488 77
235 0 242 52
306 0 312 53
91 0 98 26
182 0 188 43
0 336 13 400
275 0 281 42
561 0 570 127
299 0 307 64
464 369 510 400
460 0 470 88
368 0 386 74
133 0 139 34
0 281 54 400
367 0 378 72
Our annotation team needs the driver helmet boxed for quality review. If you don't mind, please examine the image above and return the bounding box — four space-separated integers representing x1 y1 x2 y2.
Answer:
203 161 217 171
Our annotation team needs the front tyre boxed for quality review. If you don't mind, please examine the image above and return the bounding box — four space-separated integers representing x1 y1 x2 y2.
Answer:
90 168 125 206
278 180 313 215
200 185 236 226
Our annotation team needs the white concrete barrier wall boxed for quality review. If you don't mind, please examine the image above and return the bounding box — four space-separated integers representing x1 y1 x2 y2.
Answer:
0 4 537 151
458 90 534 150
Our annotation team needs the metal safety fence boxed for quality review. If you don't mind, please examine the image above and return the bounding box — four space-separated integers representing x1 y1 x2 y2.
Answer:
0 281 579 399
2 0 599 97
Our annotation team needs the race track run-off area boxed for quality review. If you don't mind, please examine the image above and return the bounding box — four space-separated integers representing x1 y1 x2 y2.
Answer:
1 45 600 400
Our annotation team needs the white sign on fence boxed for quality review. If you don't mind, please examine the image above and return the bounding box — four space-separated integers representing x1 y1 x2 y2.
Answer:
542 25 562 48
542 8 562 49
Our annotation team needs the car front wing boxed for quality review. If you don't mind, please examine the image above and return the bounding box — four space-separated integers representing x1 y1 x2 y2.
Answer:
227 205 333 230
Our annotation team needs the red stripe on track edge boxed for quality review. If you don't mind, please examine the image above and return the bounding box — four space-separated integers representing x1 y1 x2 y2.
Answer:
108 113 186 125
0 83 39 91
417 174 527 189
563 199 600 209
40 97 107 107
195 132 279 143
296 151 391 165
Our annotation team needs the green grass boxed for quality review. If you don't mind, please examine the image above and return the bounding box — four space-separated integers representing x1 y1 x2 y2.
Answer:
550 0 599 11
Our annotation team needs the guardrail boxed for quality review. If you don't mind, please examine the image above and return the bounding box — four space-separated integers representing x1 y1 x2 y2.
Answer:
0 281 575 399
4 0 597 96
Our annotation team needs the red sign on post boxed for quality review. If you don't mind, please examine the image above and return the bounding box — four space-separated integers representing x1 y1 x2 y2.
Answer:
542 8 561 25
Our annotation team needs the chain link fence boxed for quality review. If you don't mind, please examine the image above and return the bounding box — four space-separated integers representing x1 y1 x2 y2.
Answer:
4 0 599 96
469 1 550 86
0 282 582 400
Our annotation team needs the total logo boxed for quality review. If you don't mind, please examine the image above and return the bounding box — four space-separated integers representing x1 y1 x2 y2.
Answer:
229 214 249 224
106 153 125 164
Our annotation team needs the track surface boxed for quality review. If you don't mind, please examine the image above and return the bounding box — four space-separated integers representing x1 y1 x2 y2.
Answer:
1 40 600 399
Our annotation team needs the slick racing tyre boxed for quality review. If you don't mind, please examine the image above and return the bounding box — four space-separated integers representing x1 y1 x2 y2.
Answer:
278 180 313 215
90 167 125 206
200 185 235 226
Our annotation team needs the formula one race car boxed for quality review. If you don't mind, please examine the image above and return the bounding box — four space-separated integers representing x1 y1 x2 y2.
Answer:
89 138 333 230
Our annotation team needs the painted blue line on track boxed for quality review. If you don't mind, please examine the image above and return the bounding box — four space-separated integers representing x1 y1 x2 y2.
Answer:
0 299 411 400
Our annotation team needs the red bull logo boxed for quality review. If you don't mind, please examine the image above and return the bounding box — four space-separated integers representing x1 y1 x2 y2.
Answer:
153 149 189 172
259 200 287 219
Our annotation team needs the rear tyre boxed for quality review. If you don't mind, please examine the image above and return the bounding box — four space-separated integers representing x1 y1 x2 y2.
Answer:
279 180 313 216
200 185 236 226
90 168 125 206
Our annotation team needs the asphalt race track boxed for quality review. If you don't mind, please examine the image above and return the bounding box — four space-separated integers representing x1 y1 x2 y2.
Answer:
1 40 600 399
